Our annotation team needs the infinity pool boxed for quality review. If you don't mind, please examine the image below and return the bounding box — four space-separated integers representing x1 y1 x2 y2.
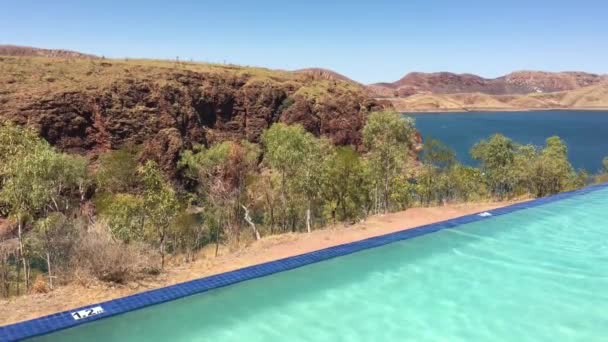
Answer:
32 188 608 341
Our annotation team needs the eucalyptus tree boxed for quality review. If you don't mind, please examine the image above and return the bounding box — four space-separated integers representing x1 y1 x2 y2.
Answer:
29 213 77 289
530 136 577 197
471 134 518 199
422 137 456 170
180 140 260 244
362 111 415 213
97 193 145 243
262 123 325 232
0 124 87 290
321 146 368 223
95 147 141 193
445 163 487 202
139 161 179 269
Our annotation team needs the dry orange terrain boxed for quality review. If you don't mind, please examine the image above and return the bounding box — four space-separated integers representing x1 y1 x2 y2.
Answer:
0 200 524 326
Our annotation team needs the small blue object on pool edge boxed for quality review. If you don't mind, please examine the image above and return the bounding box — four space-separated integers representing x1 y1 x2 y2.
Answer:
1 182 607 342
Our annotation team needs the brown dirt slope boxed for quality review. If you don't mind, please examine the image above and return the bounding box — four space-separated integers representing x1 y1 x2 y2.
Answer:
0 56 386 173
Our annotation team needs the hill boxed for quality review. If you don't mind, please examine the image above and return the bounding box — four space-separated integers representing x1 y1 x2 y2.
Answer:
384 84 608 112
368 70 608 111
370 71 607 98
294 68 361 85
0 55 386 173
0 44 98 59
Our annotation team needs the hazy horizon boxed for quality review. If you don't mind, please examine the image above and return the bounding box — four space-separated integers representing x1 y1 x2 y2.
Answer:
1 0 607 83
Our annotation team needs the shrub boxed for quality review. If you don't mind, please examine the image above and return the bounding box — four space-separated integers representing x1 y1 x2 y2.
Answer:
31 274 49 294
72 222 155 284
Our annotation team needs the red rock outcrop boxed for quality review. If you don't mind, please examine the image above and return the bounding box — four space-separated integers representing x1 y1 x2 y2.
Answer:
0 57 389 174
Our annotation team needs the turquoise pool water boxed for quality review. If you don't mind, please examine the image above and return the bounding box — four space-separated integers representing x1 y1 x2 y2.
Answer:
33 188 608 341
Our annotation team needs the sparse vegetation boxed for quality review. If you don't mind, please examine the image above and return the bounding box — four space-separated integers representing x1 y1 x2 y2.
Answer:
0 107 604 299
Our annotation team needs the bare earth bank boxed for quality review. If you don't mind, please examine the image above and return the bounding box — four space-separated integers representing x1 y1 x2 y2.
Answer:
0 200 525 326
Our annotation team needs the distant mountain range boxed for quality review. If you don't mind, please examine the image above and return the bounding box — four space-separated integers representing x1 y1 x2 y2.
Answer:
369 71 607 97
2 44 607 112
367 71 608 111
0 44 98 59
292 68 608 111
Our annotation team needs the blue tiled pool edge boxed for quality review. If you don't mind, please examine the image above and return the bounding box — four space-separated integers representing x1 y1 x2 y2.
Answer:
2 182 607 341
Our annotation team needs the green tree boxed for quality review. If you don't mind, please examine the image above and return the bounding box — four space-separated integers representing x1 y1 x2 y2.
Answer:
29 213 77 289
422 137 456 170
139 161 179 269
262 123 323 232
247 170 281 234
0 123 44 174
170 210 205 262
471 134 518 199
415 164 441 205
362 111 415 213
97 193 145 243
95 147 141 193
180 141 261 244
0 134 87 291
321 146 368 223
446 164 487 202
294 137 329 232
529 136 577 196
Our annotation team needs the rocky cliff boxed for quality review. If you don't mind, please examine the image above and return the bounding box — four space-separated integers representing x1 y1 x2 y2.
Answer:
0 56 386 173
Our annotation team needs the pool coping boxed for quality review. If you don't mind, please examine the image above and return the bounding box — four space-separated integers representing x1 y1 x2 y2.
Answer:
2 182 607 341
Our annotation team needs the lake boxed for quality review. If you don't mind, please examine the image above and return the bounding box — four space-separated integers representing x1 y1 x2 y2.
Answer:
406 110 608 172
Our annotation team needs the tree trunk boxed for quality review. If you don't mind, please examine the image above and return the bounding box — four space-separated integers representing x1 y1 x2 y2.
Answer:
15 259 20 296
306 206 311 233
384 170 390 214
374 184 379 215
214 221 220 257
280 171 288 231
159 231 166 270
241 205 261 240
17 219 29 291
46 252 53 290
269 205 275 235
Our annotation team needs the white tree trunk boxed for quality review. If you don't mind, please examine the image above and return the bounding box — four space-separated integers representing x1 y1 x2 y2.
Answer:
306 207 311 233
46 252 53 290
17 219 28 290
241 205 260 240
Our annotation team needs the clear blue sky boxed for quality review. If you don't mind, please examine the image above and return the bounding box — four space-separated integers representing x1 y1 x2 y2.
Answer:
1 0 606 83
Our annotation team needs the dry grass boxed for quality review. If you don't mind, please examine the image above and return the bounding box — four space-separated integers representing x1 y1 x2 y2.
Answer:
71 222 156 284
0 55 367 115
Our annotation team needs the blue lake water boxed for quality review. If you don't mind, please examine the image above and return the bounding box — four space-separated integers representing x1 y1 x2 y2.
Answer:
406 111 608 172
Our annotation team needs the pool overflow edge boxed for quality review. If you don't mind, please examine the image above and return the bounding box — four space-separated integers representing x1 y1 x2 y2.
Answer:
1 182 607 341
